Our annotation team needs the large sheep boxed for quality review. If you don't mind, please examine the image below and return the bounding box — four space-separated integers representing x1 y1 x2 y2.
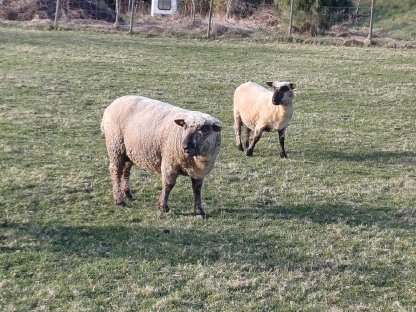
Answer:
101 96 222 218
233 81 296 157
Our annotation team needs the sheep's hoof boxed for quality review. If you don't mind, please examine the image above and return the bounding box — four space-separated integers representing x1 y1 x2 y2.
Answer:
125 191 133 201
195 212 206 219
194 207 206 219
115 199 126 207
195 214 206 220
246 150 254 157
237 144 244 151
160 205 170 213
279 151 288 158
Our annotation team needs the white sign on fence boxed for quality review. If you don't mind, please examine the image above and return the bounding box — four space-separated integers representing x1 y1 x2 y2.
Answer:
151 0 178 16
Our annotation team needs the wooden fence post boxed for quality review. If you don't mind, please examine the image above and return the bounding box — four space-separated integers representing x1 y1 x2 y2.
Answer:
288 0 294 36
355 0 361 15
114 0 120 28
129 0 136 34
226 0 232 19
368 0 375 41
54 0 61 29
207 0 214 38
192 0 196 24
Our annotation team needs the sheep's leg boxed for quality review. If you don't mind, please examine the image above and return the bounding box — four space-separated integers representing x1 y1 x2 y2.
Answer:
121 159 134 200
246 127 264 157
278 128 288 158
245 127 251 148
234 115 244 151
109 156 126 206
159 169 178 213
191 178 205 218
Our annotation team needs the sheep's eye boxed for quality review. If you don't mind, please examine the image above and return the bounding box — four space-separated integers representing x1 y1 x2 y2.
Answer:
201 125 210 133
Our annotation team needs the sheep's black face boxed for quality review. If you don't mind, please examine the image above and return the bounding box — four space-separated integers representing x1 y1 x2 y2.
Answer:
174 119 222 157
267 81 296 105
182 127 201 156
272 86 289 105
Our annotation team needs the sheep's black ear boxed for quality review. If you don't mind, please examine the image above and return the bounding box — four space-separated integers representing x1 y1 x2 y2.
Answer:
174 119 186 127
266 81 274 88
212 124 222 132
290 83 296 90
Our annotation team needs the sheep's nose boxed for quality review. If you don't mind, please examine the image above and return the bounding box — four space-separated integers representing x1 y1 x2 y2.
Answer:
183 141 191 149
183 143 195 151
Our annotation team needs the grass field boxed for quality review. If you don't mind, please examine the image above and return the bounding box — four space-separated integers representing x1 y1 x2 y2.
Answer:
0 26 415 311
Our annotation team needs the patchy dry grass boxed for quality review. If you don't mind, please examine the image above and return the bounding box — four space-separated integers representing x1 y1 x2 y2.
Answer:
0 26 415 311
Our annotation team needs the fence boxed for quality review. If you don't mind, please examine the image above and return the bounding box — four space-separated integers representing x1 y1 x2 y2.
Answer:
0 0 376 39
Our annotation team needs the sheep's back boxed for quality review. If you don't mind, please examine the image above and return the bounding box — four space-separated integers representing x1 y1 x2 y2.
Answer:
233 82 272 130
103 96 187 172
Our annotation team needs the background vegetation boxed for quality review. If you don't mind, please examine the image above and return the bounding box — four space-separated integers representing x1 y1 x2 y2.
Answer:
365 0 416 40
1 0 415 40
0 26 415 310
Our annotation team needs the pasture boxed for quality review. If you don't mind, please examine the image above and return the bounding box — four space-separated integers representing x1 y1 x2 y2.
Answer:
0 27 415 311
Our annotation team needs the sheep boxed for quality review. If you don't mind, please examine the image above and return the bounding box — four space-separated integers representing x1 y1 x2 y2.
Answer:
233 81 296 157
101 95 222 218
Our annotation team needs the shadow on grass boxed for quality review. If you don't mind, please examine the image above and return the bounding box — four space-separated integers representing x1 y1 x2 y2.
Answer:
218 202 416 230
306 150 416 164
1 220 314 271
1 201 414 270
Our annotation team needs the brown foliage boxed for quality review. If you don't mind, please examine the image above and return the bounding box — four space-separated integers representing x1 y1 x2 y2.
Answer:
0 0 117 22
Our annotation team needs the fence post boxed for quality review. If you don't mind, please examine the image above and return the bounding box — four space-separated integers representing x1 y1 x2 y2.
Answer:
288 0 294 36
129 0 136 34
368 0 375 41
207 0 214 39
192 0 196 24
355 0 361 15
226 0 232 19
114 0 120 28
54 0 61 29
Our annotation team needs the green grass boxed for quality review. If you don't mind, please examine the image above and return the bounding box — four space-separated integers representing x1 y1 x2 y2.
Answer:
1 26 415 311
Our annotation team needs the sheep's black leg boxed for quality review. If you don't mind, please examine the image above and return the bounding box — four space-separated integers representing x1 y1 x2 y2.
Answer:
191 178 206 218
245 127 251 148
246 127 263 157
278 128 288 158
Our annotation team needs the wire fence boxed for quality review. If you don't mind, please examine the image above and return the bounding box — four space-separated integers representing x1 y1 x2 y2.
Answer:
0 0 376 38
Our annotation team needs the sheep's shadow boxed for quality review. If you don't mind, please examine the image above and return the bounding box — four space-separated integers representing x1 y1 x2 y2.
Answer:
216 202 416 230
0 220 319 271
1 200 414 268
301 149 416 165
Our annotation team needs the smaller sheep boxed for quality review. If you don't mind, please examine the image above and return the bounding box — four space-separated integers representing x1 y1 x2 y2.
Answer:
233 81 296 157
101 96 222 218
